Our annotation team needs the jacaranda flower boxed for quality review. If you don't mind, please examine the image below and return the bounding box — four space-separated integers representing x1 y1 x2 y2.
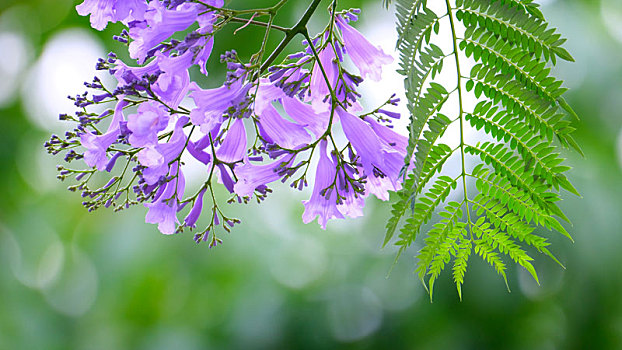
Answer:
81 99 128 170
76 0 147 31
234 155 293 198
336 16 393 82
137 116 188 185
302 140 343 229
309 46 339 111
257 105 312 150
281 95 329 138
152 51 193 109
145 162 185 234
189 79 251 134
216 118 247 163
127 101 170 148
129 2 201 63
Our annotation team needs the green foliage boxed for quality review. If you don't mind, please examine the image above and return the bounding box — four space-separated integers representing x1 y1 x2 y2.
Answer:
387 0 581 299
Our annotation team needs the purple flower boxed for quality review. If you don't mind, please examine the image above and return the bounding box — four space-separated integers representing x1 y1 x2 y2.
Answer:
184 187 206 228
127 101 170 147
268 59 311 98
338 108 406 200
193 0 222 74
186 138 212 165
105 152 123 172
363 116 407 199
152 51 193 108
114 0 148 22
137 145 164 169
217 164 235 193
309 46 339 111
189 80 251 134
302 140 344 229
281 96 329 138
338 108 384 177
81 99 128 170
81 131 118 171
115 51 192 108
137 116 189 185
336 188 365 218
365 151 403 201
76 0 148 31
336 16 393 82
365 116 408 154
193 37 215 76
113 57 160 87
216 118 247 163
258 105 312 149
145 162 185 234
254 78 285 114
233 155 292 198
333 154 366 218
129 2 200 63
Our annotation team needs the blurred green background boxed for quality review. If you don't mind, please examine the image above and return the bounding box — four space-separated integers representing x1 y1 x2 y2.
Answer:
0 0 621 349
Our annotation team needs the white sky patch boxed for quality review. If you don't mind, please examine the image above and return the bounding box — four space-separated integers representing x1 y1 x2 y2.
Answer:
41 246 98 317
3 221 64 290
0 31 32 107
356 3 409 135
22 28 112 132
601 0 622 44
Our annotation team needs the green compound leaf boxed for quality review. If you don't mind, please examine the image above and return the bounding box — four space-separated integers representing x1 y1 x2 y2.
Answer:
389 0 581 299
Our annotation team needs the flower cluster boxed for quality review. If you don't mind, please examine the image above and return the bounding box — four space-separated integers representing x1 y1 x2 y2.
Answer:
47 0 407 245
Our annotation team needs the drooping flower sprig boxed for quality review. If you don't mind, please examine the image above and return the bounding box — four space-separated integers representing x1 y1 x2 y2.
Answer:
46 0 406 245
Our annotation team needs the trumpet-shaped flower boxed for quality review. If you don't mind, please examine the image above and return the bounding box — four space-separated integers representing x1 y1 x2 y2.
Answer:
336 16 393 82
81 99 128 170
145 162 185 234
127 101 170 147
129 2 200 63
302 140 344 229
309 46 339 112
137 116 189 185
216 118 247 163
76 0 147 30
257 105 312 150
189 80 251 134
234 156 293 198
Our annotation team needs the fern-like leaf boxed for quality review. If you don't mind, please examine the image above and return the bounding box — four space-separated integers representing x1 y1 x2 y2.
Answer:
389 0 581 298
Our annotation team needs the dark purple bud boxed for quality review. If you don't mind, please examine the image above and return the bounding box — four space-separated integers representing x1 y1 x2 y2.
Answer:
184 188 206 228
105 152 122 172
187 140 211 165
377 108 401 119
102 177 118 190
287 52 306 60
217 164 235 193
213 211 220 226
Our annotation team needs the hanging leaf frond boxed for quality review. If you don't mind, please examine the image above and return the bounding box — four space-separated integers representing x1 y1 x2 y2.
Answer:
387 0 581 298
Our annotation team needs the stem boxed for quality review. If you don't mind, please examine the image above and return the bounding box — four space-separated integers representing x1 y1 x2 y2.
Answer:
228 17 288 33
197 0 288 15
445 0 473 239
259 0 324 73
